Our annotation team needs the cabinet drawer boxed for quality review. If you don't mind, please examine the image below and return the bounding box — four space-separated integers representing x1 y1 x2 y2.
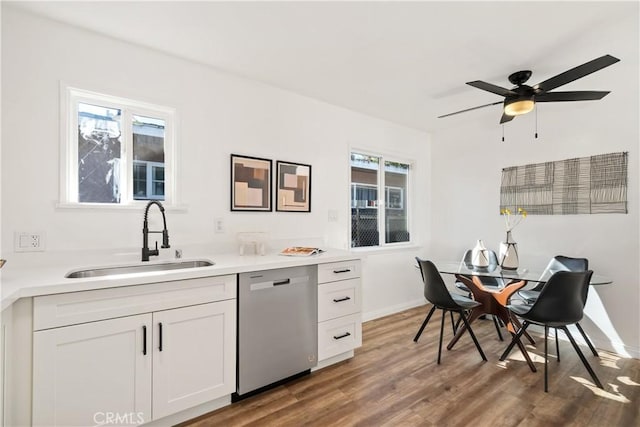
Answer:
318 313 362 361
34 275 236 330
318 260 361 283
318 279 361 322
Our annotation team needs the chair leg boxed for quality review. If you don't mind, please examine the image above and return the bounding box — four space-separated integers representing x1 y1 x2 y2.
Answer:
544 325 549 392
575 322 599 357
454 312 463 332
413 305 436 342
511 316 536 345
492 315 504 341
460 310 487 361
500 321 530 361
555 328 560 362
437 309 446 364
450 311 457 334
562 326 604 389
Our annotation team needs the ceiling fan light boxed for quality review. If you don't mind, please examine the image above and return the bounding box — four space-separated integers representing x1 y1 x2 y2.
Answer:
504 98 534 116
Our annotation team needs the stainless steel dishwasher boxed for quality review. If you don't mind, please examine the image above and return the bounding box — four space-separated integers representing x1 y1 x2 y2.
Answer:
235 265 318 399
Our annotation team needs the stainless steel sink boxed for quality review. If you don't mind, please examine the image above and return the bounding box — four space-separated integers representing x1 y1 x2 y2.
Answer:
65 260 214 279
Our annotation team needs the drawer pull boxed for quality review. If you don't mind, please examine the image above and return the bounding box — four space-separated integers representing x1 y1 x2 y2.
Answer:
333 332 351 340
333 268 352 274
333 296 351 303
142 325 147 356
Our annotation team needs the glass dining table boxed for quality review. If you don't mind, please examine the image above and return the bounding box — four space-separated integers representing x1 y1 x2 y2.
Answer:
433 261 612 371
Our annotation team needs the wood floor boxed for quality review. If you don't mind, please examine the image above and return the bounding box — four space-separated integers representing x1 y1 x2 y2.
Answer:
181 305 640 427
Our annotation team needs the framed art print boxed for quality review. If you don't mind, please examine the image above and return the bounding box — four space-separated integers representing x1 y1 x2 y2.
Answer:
230 154 272 211
276 160 311 212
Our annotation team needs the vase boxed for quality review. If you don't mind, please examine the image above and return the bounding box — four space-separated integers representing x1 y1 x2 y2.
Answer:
499 230 519 270
471 239 489 268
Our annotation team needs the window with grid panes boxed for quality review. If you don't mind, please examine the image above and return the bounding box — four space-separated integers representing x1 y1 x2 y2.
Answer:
350 152 410 248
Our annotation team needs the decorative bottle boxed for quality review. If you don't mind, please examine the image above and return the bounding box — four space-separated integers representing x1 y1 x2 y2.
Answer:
471 240 489 268
499 230 519 270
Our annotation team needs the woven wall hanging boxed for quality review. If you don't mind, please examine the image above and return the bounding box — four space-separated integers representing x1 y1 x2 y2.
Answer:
500 152 628 215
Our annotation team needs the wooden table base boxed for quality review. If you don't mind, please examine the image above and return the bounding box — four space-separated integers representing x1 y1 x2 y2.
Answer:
447 274 537 372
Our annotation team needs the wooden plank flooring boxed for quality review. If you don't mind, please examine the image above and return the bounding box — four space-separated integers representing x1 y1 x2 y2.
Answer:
181 305 640 427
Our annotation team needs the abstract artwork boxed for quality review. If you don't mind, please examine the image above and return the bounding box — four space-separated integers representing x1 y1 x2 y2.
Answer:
276 161 311 212
500 152 627 215
231 154 272 211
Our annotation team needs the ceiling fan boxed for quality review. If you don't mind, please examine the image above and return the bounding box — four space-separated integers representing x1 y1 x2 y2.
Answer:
439 54 620 124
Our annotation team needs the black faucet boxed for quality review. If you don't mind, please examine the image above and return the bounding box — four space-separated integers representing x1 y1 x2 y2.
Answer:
142 201 170 262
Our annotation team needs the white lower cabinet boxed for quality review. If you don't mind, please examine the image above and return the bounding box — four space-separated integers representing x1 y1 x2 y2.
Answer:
33 314 153 426
318 313 362 361
31 276 237 427
152 301 236 419
317 260 362 362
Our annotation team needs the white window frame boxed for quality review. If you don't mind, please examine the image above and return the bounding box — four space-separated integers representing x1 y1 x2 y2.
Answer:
59 85 177 208
350 150 412 249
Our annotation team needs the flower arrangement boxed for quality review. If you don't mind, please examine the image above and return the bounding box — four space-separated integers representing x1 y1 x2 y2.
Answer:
500 207 527 232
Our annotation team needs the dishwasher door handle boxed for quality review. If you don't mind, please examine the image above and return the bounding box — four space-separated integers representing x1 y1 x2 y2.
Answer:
273 278 291 286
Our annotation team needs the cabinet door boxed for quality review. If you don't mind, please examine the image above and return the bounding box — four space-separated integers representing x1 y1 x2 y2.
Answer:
152 300 236 419
33 314 152 427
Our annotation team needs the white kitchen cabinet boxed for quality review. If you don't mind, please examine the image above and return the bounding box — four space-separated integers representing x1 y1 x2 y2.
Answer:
153 300 235 419
1 305 12 427
33 314 152 427
317 260 362 363
31 275 237 426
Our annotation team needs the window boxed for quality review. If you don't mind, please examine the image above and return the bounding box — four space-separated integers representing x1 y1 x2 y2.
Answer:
350 152 411 248
61 87 176 206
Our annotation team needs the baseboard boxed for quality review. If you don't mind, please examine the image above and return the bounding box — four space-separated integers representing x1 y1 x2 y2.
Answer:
151 395 231 427
362 298 426 322
312 350 355 371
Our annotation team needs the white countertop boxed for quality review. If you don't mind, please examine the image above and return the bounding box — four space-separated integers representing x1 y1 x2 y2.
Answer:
0 248 360 311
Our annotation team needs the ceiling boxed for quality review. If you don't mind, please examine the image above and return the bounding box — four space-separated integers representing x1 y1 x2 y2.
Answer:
7 1 638 132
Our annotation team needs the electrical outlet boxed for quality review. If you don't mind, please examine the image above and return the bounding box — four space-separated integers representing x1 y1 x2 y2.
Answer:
214 218 225 234
14 231 45 252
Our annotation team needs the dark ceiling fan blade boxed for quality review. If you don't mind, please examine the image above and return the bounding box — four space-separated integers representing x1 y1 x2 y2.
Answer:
438 101 503 118
534 55 620 93
467 81 517 97
500 113 515 124
535 91 610 102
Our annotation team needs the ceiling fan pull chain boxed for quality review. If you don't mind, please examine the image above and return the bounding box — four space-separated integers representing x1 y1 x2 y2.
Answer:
502 124 505 142
535 107 538 139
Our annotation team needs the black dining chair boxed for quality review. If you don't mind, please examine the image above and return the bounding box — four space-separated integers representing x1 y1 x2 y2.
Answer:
455 249 505 341
500 270 603 392
517 255 598 358
413 258 487 364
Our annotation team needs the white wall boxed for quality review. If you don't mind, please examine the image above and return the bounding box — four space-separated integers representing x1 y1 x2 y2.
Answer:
429 11 639 357
0 7 426 317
